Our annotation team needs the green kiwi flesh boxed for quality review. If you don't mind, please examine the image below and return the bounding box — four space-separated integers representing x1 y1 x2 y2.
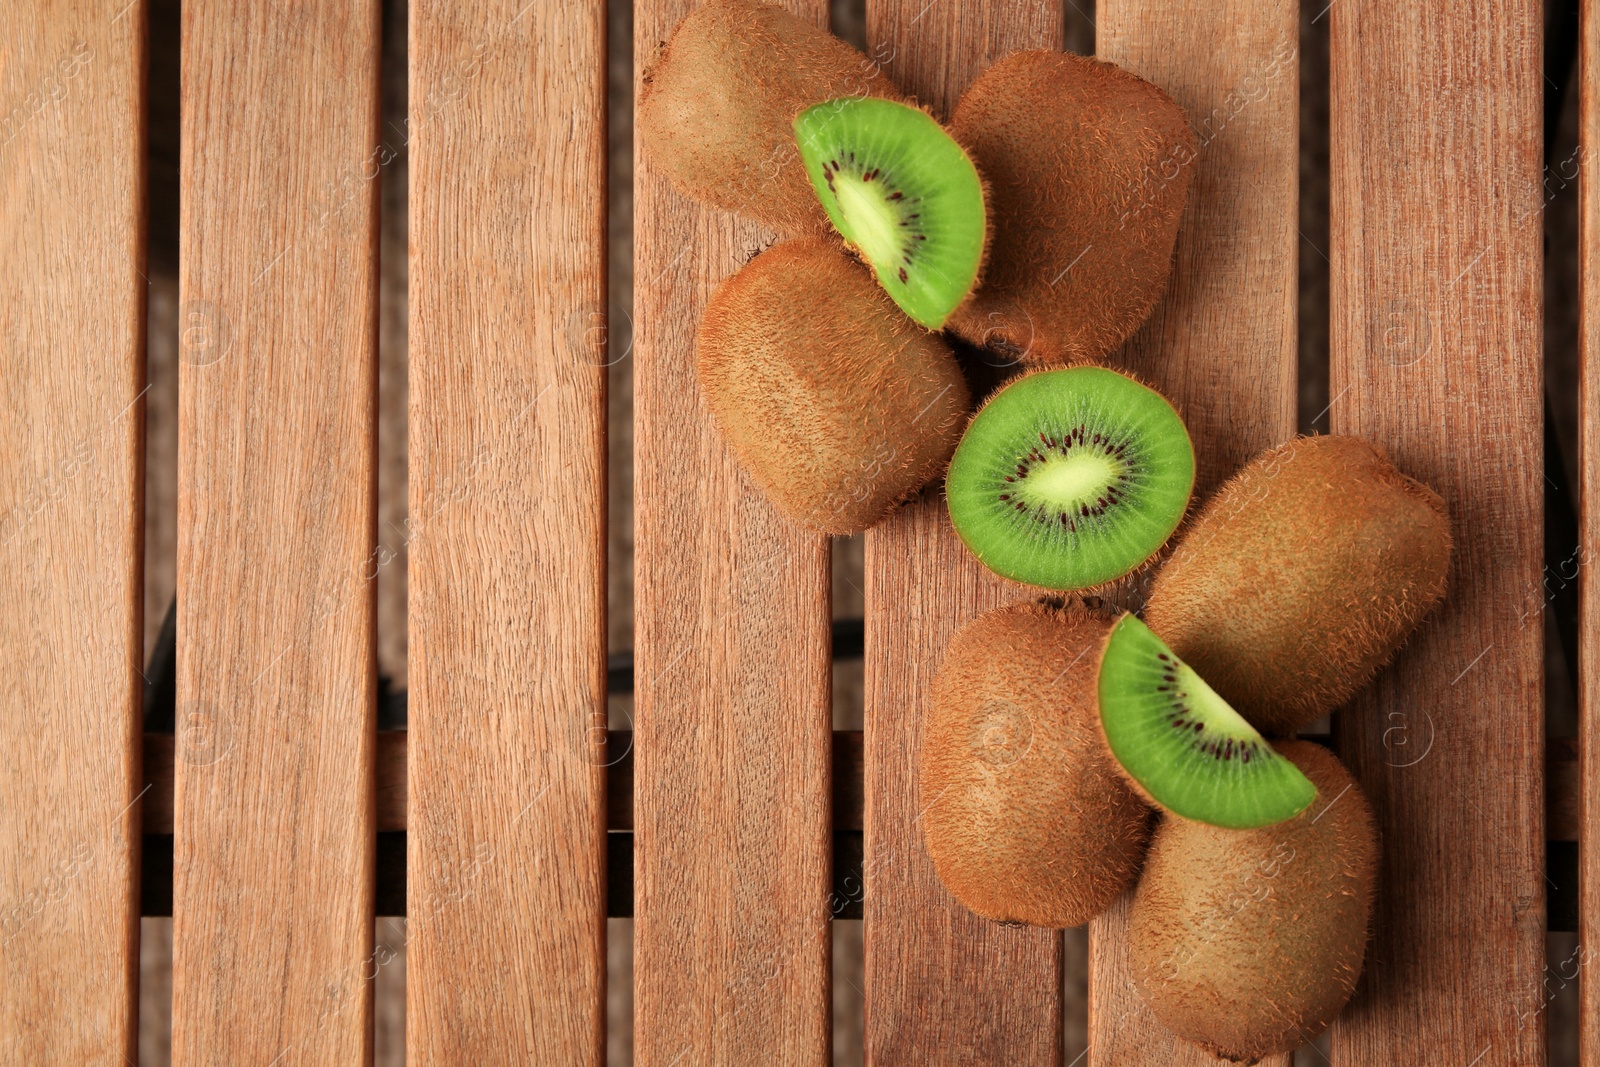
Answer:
1097 614 1315 830
1144 435 1452 736
638 0 906 235
919 598 1150 928
946 50 1195 364
945 366 1194 591
1129 742 1378 1063
794 97 987 329
695 237 970 534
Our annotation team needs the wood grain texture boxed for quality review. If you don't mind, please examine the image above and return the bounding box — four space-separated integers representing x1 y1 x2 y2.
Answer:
1329 1 1545 1063
174 2 379 1061
1584 0 1600 1060
860 5 1065 1064
0 4 144 1062
1097 4 1298 492
407 0 608 1059
632 1 833 1062
1089 4 1299 1064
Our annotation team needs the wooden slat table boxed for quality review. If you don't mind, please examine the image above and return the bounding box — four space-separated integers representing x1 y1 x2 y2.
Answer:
0 3 145 1061
407 0 609 1061
174 2 379 1059
858 6 1068 1064
1329 1 1546 1063
0 0 1588 1062
632 1 834 1062
1089 3 1299 1064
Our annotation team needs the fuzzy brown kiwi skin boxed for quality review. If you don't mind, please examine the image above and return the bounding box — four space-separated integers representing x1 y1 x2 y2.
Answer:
1142 435 1452 737
695 237 971 534
951 364 1196 598
944 50 1195 366
639 0 907 236
919 597 1152 928
1128 741 1378 1064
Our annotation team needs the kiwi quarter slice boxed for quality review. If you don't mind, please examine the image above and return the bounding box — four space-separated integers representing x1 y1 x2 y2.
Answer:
793 97 986 329
945 366 1194 591
1097 614 1316 829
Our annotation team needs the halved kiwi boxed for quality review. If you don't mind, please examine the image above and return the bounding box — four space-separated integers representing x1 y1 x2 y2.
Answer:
1097 614 1315 829
945 367 1194 591
794 97 986 329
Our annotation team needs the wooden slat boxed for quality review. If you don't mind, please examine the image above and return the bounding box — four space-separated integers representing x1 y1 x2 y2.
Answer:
173 2 379 1060
1584 0 1600 1060
860 5 1065 1064
407 0 608 1058
1096 6 1298 492
1329 1 1545 1063
632 1 834 1062
1089 4 1299 1064
0 4 145 1061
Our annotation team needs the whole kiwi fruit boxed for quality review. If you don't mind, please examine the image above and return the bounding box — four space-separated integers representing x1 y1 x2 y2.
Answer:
695 237 970 533
1129 741 1378 1063
1143 434 1452 736
919 598 1150 927
945 50 1194 365
639 0 906 235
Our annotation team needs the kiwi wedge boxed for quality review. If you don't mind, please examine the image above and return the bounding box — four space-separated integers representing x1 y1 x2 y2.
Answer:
794 97 987 328
945 50 1195 364
1144 434 1452 735
945 367 1194 591
695 237 970 533
638 0 906 235
1129 742 1378 1062
1097 614 1315 829
920 599 1150 928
